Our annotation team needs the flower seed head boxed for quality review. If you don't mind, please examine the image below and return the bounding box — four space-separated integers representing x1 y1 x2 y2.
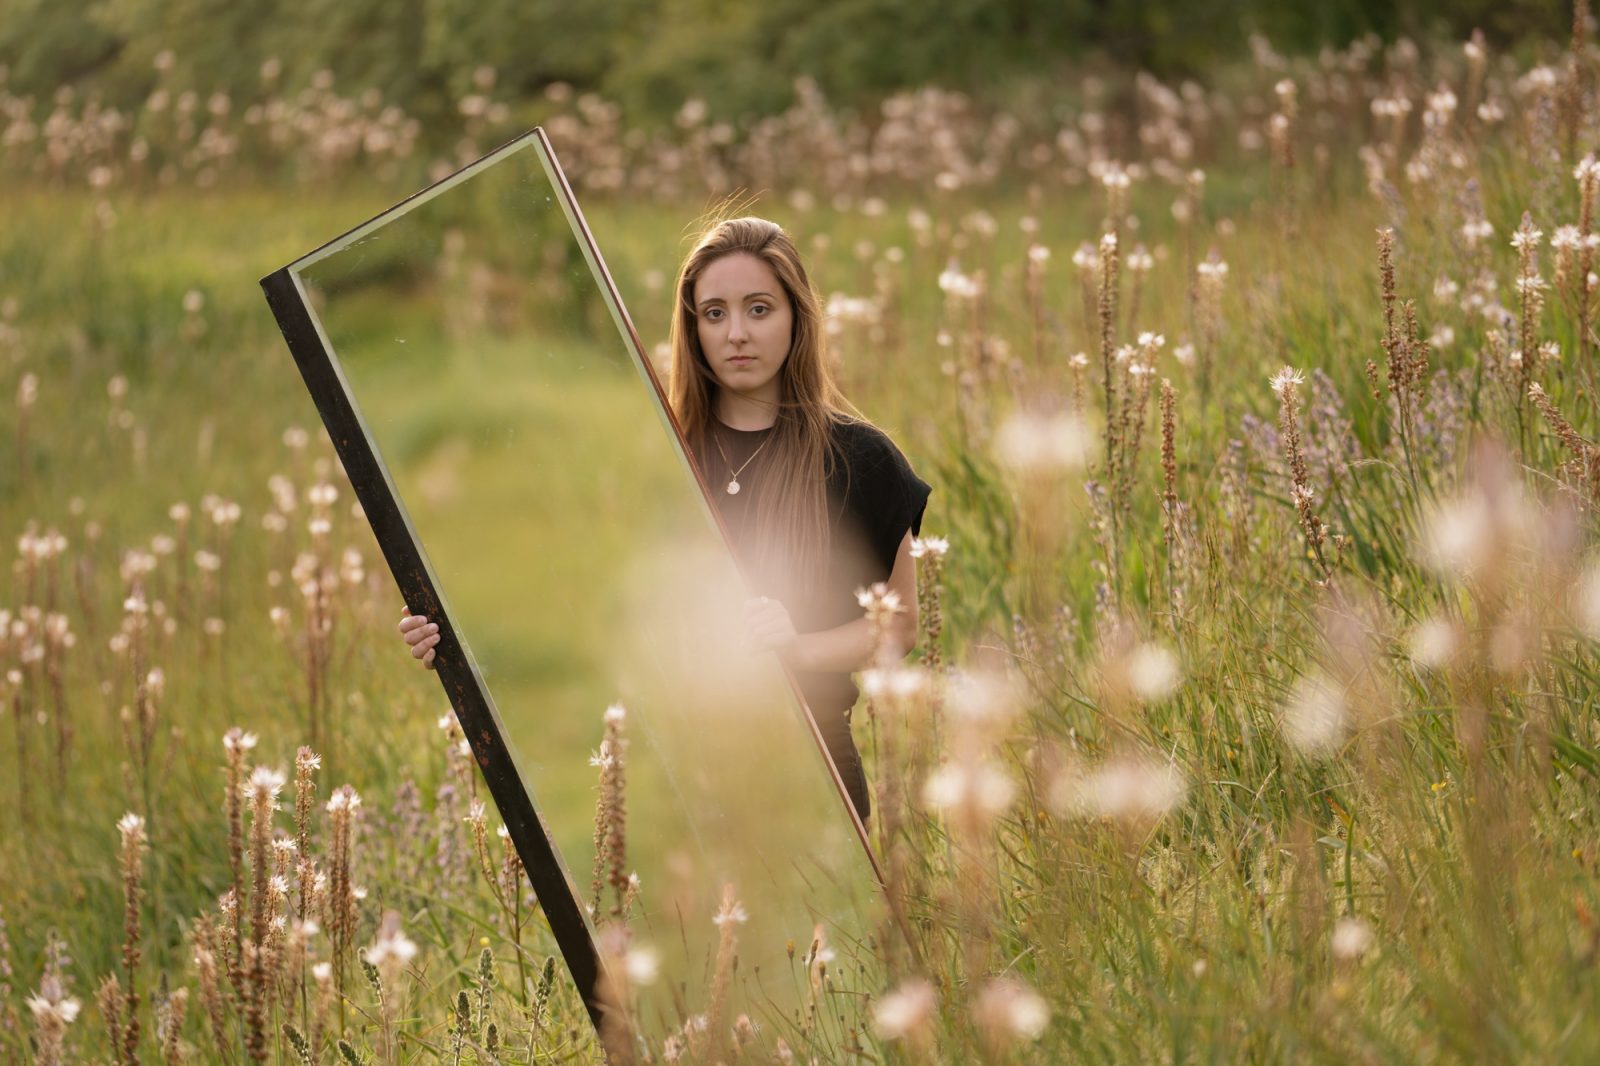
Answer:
117 811 146 845
1269 366 1306 396
1331 916 1376 960
872 978 937 1042
1282 672 1348 756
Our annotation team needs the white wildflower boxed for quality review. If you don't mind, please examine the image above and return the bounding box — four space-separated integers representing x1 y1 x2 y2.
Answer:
1331 916 1375 960
1125 643 1181 701
1269 366 1305 396
1407 617 1460 669
1282 672 1348 756
872 978 937 1042
972 977 1050 1042
1050 756 1186 822
625 946 660 985
994 410 1095 472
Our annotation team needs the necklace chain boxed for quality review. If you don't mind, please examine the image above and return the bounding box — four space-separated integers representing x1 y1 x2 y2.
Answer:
711 425 772 495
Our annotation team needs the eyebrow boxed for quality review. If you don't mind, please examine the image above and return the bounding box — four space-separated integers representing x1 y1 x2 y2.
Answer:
697 291 777 309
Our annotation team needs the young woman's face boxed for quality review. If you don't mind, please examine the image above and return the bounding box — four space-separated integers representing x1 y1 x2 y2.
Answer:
693 252 793 402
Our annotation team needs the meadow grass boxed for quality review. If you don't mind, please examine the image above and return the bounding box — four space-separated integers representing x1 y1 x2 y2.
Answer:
8 31 1600 1063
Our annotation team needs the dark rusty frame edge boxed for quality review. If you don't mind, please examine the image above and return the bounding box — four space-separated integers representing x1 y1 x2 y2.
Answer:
257 264 607 1031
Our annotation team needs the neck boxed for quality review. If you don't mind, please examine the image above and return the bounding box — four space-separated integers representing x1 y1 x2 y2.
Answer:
714 387 780 431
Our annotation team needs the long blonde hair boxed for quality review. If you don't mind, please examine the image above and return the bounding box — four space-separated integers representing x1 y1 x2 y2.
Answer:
667 216 860 596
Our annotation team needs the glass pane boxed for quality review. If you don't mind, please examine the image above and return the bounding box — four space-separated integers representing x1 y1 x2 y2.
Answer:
286 130 885 1046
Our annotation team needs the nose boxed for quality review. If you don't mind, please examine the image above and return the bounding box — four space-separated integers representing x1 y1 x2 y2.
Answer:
726 312 748 344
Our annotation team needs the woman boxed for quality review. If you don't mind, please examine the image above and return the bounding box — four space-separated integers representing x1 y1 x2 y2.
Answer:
400 216 931 821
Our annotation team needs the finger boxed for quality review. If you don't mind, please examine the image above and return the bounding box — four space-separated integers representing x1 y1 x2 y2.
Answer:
423 648 436 669
405 622 439 646
748 603 783 622
751 625 786 645
399 614 428 633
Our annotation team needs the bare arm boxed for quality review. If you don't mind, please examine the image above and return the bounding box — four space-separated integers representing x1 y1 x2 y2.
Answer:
775 530 920 674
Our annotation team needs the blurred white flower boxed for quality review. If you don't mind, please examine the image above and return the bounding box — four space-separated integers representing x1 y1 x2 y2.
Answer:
224 730 257 753
855 582 902 613
366 911 418 968
1282 672 1348 756
1268 366 1305 396
325 786 362 813
245 767 286 802
873 978 937 1042
972 977 1050 1043
944 669 1022 726
625 946 660 985
25 975 80 1027
995 410 1094 472
1510 225 1543 251
861 665 928 701
1050 756 1186 822
1125 643 1181 701
713 896 748 927
117 811 146 844
937 260 980 300
923 761 1015 819
1407 617 1460 669
1420 492 1520 578
1331 916 1375 960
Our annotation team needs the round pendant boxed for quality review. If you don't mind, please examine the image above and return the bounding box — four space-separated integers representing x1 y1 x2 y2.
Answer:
727 479 741 495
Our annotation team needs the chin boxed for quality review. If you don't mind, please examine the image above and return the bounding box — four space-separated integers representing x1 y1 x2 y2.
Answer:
719 371 778 393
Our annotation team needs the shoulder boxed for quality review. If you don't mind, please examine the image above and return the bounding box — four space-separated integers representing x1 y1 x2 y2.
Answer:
827 415 907 471
825 415 931 513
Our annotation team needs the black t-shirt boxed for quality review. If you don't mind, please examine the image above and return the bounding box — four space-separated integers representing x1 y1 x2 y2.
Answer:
694 414 933 716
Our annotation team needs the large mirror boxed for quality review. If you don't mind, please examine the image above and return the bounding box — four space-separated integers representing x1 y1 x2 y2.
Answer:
261 129 888 1052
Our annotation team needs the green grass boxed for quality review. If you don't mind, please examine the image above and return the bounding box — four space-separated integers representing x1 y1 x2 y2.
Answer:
7 79 1600 1062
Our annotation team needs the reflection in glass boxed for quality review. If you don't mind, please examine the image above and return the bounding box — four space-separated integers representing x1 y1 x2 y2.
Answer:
284 130 886 1048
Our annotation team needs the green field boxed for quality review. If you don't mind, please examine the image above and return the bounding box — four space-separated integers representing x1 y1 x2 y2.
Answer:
8 33 1600 1064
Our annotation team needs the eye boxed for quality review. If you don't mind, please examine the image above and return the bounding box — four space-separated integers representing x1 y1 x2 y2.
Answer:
749 303 769 316
702 307 724 321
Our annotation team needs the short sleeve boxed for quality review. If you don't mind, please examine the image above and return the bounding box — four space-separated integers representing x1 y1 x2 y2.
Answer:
842 423 932 578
